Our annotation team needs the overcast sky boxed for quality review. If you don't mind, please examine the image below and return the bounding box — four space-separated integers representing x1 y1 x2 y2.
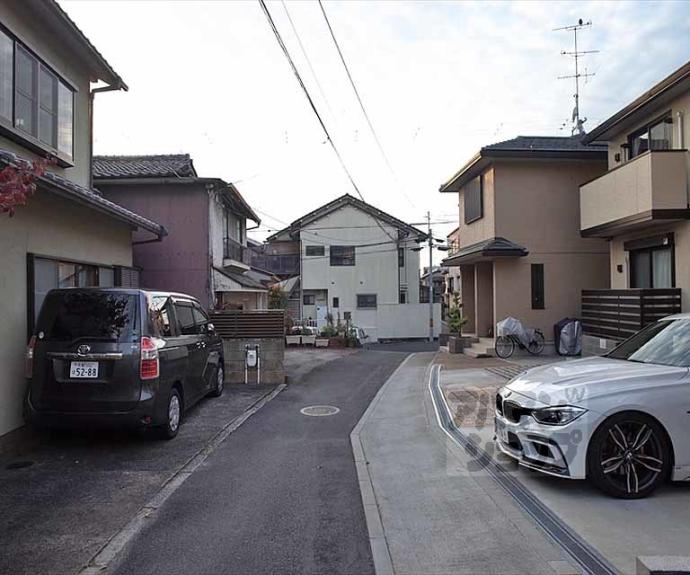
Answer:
61 0 690 262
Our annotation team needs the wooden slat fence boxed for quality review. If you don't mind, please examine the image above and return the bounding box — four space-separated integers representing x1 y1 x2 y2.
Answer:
581 288 681 340
209 310 285 339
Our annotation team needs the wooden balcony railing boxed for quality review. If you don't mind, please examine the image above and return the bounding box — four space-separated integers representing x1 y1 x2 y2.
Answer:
581 288 681 340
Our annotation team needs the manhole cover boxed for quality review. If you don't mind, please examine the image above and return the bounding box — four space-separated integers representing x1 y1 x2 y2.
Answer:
300 405 340 417
5 460 34 470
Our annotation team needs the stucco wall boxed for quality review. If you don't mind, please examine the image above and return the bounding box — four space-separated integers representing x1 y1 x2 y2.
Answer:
299 204 421 333
0 2 94 188
457 167 496 247
98 182 211 307
0 190 133 437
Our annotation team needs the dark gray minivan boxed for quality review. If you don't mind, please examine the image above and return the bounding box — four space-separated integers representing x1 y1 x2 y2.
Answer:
24 288 224 439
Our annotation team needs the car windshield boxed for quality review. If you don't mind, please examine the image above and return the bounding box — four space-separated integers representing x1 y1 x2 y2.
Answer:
38 291 137 343
608 319 690 367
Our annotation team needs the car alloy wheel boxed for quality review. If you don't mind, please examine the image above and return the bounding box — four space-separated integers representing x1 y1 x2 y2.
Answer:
589 413 669 498
160 389 182 440
209 364 224 398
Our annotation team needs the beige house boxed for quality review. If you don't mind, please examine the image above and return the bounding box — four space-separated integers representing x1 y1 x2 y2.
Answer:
579 60 690 354
440 136 609 354
0 1 165 438
443 227 461 311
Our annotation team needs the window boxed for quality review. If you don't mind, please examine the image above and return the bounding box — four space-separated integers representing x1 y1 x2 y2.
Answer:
151 296 175 338
305 245 325 257
398 247 405 268
343 311 352 320
192 303 210 333
0 30 74 159
330 245 355 266
630 247 674 288
303 294 315 305
464 174 483 224
174 302 197 336
531 264 544 310
628 116 672 159
357 294 377 309
399 290 407 304
448 277 454 293
332 297 339 308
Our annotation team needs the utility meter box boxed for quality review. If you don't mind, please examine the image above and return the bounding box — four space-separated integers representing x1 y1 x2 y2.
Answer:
246 346 258 368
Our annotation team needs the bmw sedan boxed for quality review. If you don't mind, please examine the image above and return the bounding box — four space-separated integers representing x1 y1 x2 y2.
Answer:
495 315 690 498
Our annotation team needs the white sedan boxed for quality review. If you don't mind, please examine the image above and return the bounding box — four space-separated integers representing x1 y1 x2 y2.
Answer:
495 315 690 498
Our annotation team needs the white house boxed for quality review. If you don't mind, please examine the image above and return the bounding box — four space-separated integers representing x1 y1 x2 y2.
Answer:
266 194 441 341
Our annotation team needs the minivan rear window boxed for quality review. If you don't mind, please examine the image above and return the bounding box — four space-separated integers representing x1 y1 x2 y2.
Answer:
38 291 137 342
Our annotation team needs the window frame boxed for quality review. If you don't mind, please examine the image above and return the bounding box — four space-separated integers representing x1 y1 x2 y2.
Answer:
0 24 75 165
330 245 356 266
627 112 673 160
357 294 377 309
332 296 339 308
464 174 484 224
305 245 325 257
530 263 545 310
173 300 198 336
629 245 675 289
303 293 315 306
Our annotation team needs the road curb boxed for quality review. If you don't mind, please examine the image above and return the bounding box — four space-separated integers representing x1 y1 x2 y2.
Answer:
79 383 287 575
350 353 419 575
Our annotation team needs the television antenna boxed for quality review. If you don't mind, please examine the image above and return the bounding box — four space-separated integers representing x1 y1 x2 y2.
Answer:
554 19 598 136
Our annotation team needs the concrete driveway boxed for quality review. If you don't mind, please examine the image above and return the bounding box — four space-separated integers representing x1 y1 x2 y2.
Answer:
439 363 690 575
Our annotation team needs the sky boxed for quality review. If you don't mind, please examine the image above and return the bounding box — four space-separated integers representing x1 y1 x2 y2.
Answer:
61 0 690 264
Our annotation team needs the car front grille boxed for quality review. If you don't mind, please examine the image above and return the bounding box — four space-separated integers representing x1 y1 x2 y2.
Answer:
502 401 530 424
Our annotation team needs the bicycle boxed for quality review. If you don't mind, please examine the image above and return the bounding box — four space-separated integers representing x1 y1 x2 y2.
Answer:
494 329 545 359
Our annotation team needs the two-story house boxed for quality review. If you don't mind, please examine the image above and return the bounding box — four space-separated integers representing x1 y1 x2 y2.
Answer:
0 1 166 438
264 194 439 341
93 154 268 310
439 136 609 354
579 59 690 354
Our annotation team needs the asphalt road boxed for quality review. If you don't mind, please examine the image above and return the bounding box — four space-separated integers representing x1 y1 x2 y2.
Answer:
112 349 409 575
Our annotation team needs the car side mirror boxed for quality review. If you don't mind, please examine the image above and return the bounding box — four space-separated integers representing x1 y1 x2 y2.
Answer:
207 323 215 334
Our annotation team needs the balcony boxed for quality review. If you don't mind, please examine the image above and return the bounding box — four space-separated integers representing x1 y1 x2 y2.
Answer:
223 237 251 271
580 150 689 237
581 288 681 340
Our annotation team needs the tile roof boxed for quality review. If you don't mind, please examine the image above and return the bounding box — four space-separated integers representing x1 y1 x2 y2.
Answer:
483 135 607 152
213 267 267 290
442 237 528 266
93 154 197 179
0 150 166 238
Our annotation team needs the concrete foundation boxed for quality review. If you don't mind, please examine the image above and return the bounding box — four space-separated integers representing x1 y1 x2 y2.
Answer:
222 337 286 384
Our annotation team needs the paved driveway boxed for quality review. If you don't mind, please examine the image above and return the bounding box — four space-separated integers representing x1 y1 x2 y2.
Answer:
440 364 690 575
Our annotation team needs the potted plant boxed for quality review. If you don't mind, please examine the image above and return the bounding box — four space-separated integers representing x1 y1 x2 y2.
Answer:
285 325 302 346
447 293 469 354
316 324 335 348
301 326 317 346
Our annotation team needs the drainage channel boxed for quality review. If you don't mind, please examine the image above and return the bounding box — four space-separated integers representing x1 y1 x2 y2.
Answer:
428 364 619 575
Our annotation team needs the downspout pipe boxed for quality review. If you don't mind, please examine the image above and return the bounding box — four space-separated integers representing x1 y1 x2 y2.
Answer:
678 111 689 208
89 83 126 189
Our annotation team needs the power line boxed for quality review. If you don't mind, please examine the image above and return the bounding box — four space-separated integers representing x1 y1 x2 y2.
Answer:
317 0 416 209
280 0 337 124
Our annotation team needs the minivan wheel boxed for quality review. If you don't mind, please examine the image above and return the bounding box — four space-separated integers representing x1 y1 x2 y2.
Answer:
160 388 182 440
587 412 670 499
209 363 224 398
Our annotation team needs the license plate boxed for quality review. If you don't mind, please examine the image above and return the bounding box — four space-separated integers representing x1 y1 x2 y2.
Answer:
70 361 99 379
495 418 509 444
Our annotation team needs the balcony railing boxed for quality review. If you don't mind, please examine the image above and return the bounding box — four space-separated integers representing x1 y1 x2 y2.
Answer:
223 237 250 265
580 149 688 237
581 288 681 340
248 253 300 276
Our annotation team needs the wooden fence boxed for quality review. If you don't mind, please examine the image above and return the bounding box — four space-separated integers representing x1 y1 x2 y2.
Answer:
209 309 285 339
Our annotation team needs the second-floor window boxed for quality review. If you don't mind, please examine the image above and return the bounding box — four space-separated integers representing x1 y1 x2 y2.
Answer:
0 29 74 160
464 174 483 224
330 245 355 266
628 116 672 159
305 245 325 257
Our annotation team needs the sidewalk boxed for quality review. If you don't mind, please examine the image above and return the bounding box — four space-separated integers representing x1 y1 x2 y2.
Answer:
354 352 580 575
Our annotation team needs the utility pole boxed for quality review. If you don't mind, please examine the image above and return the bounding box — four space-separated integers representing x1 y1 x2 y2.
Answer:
427 211 434 342
554 19 598 136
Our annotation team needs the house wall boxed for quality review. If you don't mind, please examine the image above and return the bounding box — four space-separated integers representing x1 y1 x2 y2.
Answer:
298 204 422 340
97 182 211 307
457 167 496 248
0 2 93 188
0 190 133 437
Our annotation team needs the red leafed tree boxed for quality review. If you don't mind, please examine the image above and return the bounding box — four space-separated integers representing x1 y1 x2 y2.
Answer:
0 157 52 217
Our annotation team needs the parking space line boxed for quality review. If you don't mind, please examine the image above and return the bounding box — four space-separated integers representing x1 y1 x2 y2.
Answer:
428 364 619 575
78 383 287 575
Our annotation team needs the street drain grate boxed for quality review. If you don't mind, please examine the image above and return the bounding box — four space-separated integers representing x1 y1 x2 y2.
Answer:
5 460 34 470
300 405 340 417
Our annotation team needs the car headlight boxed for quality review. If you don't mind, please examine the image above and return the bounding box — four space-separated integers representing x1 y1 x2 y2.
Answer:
531 406 586 426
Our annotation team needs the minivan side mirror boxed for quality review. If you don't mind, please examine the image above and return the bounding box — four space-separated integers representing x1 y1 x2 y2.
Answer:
207 323 215 334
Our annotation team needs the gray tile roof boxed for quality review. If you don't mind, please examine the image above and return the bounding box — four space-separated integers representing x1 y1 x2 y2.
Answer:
213 267 267 290
483 135 607 152
442 237 528 266
0 150 166 238
93 154 197 179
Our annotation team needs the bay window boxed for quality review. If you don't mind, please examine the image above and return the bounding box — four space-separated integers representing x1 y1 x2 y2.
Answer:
0 28 74 160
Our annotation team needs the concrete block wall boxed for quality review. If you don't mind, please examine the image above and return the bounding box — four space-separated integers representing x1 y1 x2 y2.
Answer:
222 337 286 384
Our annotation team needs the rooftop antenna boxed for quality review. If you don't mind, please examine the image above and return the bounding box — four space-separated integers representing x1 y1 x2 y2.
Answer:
554 19 598 136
